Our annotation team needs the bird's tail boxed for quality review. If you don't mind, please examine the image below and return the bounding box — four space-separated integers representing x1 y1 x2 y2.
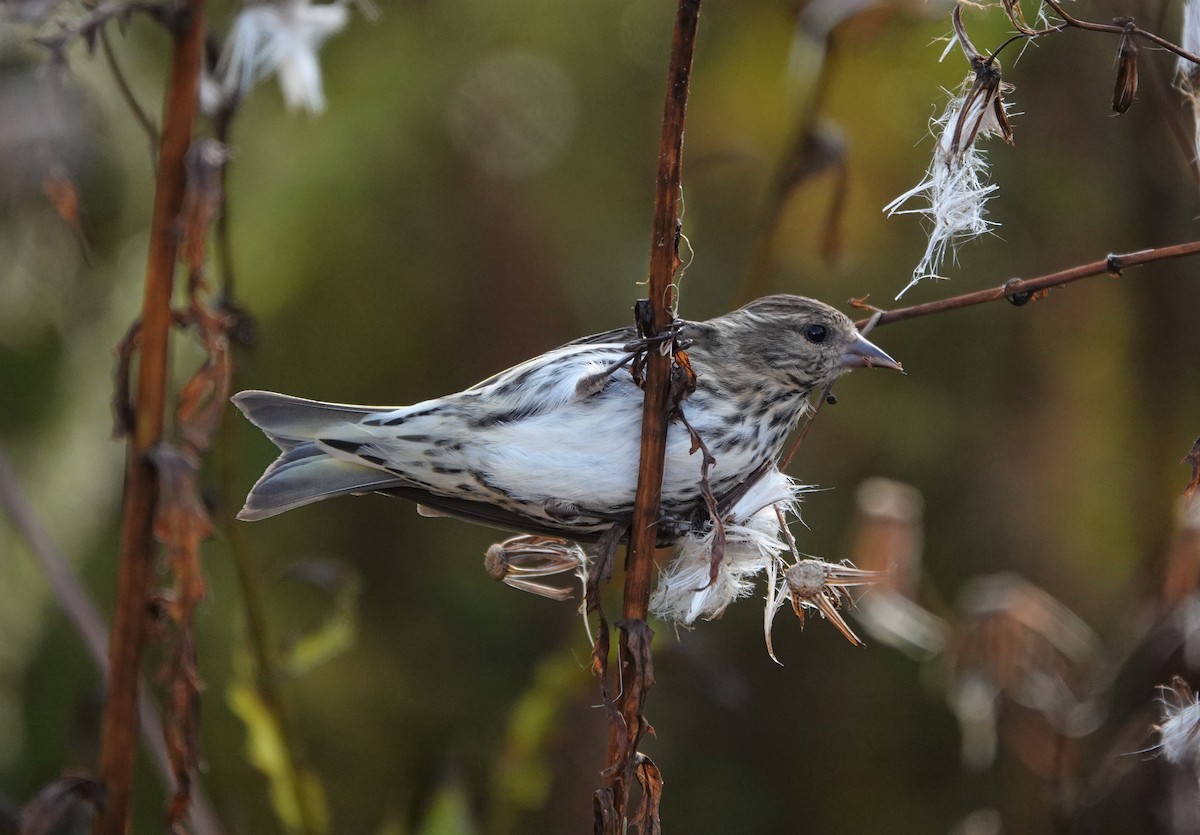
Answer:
233 390 405 521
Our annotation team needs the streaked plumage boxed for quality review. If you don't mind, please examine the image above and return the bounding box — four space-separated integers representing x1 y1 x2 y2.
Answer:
235 295 900 539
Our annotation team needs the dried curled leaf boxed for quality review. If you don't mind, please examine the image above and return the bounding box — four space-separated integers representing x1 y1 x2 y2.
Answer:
631 753 663 835
149 443 214 830
178 140 230 276
1112 25 1139 114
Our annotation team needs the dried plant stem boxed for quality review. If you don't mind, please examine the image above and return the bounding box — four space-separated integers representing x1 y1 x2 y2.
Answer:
595 1 700 830
853 240 1200 329
94 2 205 833
0 446 224 835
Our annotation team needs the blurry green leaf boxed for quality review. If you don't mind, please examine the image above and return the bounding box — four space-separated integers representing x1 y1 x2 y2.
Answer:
282 564 361 676
227 682 330 834
486 650 586 832
375 810 411 835
416 776 478 835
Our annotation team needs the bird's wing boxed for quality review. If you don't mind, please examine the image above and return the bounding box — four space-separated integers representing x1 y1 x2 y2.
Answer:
558 324 638 347
376 484 621 541
460 341 636 411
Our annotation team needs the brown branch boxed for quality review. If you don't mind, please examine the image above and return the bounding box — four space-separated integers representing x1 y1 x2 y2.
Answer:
852 240 1200 329
1038 0 1200 66
595 1 700 830
94 2 206 833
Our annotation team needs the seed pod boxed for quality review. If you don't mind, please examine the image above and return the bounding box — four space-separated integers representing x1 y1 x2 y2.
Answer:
1113 28 1139 114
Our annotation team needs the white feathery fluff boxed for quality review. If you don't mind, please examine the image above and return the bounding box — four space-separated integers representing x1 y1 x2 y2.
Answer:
884 72 1011 298
1159 681 1200 774
650 467 801 626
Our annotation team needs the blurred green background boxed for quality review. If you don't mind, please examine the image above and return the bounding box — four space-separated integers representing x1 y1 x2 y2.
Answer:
3 0 1200 832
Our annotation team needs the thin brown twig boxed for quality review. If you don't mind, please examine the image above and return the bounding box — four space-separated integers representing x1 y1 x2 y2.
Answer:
595 1 700 830
994 0 1200 66
38 1 172 53
1039 0 1200 66
852 240 1200 330
98 26 160 155
94 1 206 832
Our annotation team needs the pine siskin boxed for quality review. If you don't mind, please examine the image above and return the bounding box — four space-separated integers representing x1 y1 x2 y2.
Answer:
234 295 900 539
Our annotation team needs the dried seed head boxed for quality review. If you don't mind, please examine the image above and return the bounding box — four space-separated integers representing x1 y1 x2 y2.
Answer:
780 559 880 647
1157 677 1200 772
947 7 1015 153
1181 0 1200 86
947 573 1102 770
484 535 589 601
885 5 1016 296
847 478 948 658
1112 26 1139 114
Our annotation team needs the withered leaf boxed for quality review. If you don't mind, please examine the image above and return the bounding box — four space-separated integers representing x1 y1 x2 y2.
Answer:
631 753 663 835
111 318 140 438
149 443 213 831
177 140 230 277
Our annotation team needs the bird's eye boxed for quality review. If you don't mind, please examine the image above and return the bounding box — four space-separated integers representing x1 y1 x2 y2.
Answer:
803 324 827 343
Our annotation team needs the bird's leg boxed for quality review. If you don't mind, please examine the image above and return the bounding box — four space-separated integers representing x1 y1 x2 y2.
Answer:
654 511 696 542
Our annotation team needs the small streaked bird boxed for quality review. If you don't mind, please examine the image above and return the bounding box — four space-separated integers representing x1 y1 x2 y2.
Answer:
235 295 900 539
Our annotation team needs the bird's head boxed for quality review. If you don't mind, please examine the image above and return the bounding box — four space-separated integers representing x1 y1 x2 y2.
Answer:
713 295 901 393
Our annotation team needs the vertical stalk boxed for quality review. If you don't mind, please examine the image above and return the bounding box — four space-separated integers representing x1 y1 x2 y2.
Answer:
598 0 700 827
94 3 206 833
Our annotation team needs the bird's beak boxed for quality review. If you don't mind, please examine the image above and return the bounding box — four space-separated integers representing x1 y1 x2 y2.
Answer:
840 331 902 371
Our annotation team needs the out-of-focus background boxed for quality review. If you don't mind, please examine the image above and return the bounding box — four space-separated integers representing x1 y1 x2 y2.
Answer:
3 0 1200 832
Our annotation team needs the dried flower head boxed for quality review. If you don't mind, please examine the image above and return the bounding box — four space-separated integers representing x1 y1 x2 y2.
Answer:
885 6 1015 297
484 534 589 602
947 573 1101 769
774 559 879 648
846 478 948 658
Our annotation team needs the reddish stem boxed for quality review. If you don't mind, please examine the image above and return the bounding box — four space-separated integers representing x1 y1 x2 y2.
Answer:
94 3 205 833
854 241 1200 329
597 0 701 828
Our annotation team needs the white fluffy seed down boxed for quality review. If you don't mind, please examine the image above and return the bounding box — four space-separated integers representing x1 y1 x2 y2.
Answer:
650 467 801 625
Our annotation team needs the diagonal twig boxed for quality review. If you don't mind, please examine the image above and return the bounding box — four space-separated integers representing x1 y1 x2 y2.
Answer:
852 240 1200 330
